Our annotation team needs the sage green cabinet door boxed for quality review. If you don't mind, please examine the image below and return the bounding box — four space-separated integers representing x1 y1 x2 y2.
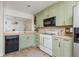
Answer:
61 39 72 57
36 14 41 27
49 7 57 18
53 37 72 57
56 5 73 26
43 10 49 19
19 34 36 50
26 35 36 47
56 5 66 26
64 5 73 25
36 11 44 27
19 35 27 49
53 38 60 57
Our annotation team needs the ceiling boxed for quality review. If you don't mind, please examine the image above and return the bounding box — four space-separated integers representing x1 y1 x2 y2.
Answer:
4 1 58 14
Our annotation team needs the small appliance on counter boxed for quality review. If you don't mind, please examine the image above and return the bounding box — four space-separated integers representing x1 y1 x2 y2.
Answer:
65 27 73 34
64 27 73 36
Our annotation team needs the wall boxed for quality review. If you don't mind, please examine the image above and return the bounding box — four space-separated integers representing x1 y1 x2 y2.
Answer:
0 2 5 56
4 8 34 31
4 15 33 32
38 27 65 35
4 8 34 20
24 20 32 31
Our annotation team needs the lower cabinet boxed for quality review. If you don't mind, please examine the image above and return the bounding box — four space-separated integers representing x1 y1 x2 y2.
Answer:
53 37 72 57
60 39 73 57
19 34 36 50
52 38 61 57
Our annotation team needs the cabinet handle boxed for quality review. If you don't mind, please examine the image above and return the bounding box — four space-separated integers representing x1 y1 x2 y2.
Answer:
59 42 60 47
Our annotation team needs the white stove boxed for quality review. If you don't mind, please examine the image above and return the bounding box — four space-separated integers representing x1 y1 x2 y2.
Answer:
39 31 58 56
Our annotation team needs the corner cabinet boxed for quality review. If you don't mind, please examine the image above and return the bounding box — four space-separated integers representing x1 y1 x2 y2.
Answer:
36 11 44 27
19 34 36 50
53 37 72 57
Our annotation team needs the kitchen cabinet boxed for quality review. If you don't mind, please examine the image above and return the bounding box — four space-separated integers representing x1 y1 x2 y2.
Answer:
56 3 73 26
53 38 61 57
36 11 44 27
43 9 50 19
64 5 73 26
53 37 72 57
56 6 65 26
19 34 36 50
61 38 72 57
36 2 74 27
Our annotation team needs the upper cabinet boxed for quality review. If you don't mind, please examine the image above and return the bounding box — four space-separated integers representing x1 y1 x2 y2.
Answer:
56 5 65 26
56 2 73 26
64 2 74 26
35 2 75 27
19 34 36 50
36 11 44 27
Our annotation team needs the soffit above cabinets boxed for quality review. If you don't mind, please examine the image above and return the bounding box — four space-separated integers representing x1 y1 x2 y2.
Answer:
5 15 31 21
4 1 58 14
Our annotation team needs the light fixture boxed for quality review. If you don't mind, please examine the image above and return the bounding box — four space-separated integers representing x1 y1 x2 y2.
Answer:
27 5 31 7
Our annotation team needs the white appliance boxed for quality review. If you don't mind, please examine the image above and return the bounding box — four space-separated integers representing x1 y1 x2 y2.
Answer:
40 31 57 56
73 5 79 57
73 5 79 27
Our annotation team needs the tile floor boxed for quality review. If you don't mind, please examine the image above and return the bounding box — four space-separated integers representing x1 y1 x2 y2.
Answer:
4 47 50 57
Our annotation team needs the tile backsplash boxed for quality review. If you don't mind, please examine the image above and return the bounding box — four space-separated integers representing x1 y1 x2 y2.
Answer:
38 27 66 36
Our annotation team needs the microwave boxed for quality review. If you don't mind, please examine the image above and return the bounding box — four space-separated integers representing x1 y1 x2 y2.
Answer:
43 16 56 27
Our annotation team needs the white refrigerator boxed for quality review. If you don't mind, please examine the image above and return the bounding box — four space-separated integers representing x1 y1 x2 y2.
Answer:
73 5 79 57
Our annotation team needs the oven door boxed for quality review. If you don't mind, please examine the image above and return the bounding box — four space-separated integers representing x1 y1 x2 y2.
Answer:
43 35 52 50
74 28 79 43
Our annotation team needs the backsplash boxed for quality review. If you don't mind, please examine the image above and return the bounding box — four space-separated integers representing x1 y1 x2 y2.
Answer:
38 27 66 36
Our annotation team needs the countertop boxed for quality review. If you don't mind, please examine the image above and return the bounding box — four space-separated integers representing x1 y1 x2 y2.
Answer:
40 33 72 40
4 31 73 40
55 35 72 39
4 31 36 36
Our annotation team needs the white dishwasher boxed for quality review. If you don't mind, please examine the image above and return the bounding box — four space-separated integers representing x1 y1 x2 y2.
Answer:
40 33 55 56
